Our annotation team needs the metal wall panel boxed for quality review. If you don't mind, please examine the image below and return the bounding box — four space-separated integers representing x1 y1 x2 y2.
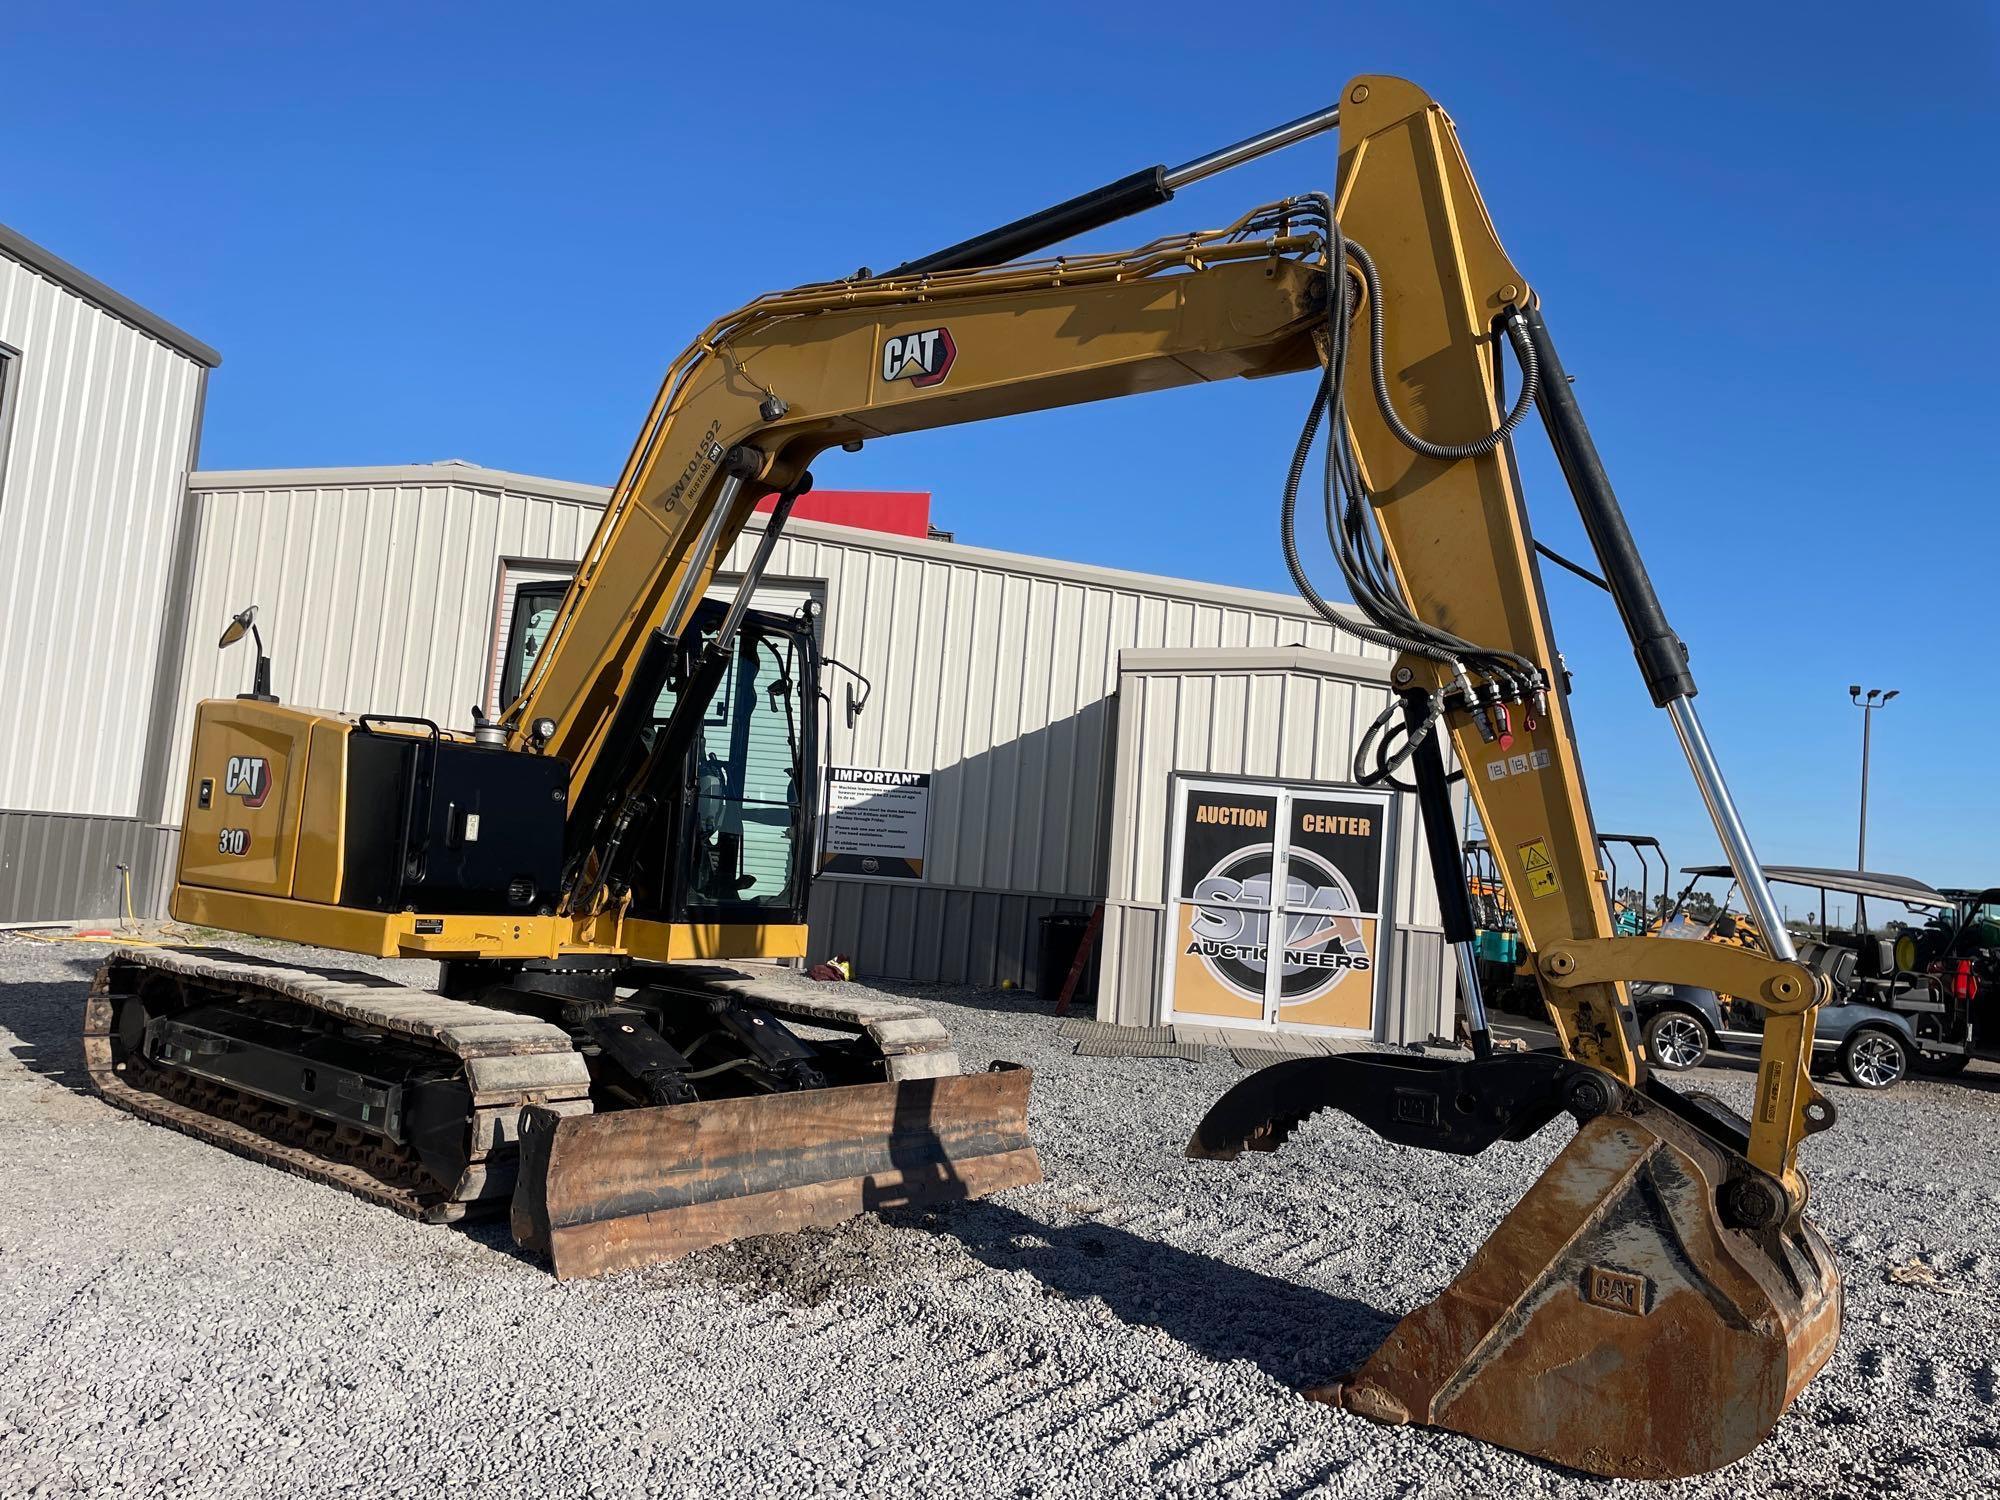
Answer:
159 465 608 825
0 248 207 818
1388 927 1451 1044
0 810 175 923
807 878 1084 990
1101 903 1164 1026
714 526 1393 986
1095 648 1456 1044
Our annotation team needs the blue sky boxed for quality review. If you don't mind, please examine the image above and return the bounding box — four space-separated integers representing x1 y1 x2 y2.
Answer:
10 2 1997 890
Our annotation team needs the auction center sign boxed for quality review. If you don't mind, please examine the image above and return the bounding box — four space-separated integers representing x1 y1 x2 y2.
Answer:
1166 778 1394 1033
819 767 930 881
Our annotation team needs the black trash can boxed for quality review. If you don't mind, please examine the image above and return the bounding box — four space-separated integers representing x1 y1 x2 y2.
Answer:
1037 911 1098 1003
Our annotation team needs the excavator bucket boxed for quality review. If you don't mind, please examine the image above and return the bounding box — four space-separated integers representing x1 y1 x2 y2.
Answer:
513 1064 1040 1279
1189 1053 1841 1480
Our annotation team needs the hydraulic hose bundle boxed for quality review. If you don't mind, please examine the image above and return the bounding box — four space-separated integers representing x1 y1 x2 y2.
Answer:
1271 193 1545 785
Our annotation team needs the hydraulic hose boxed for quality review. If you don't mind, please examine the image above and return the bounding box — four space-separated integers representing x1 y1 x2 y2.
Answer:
1267 193 1546 786
1273 373 1445 787
1278 375 1438 662
1346 239 1540 462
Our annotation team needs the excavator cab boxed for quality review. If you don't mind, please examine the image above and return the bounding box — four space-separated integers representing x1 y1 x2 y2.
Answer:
560 596 818 924
499 584 821 922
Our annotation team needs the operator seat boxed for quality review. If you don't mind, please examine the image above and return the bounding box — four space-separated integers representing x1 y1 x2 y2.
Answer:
1855 937 1899 981
1793 939 1857 997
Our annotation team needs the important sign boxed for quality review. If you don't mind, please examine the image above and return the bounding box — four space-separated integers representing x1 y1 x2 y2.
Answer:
819 767 931 881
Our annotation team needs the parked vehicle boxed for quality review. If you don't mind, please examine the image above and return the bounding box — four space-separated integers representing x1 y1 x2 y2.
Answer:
1636 865 1997 1088
1894 886 2000 1074
1462 839 1526 1005
1633 971 1920 1089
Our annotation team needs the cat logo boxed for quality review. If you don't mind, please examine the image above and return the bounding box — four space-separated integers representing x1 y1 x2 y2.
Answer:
224 755 271 809
881 327 955 388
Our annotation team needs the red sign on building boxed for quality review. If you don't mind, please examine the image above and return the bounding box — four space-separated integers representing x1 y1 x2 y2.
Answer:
751 489 931 539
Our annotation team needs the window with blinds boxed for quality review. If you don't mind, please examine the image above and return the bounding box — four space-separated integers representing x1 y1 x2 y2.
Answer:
496 578 569 711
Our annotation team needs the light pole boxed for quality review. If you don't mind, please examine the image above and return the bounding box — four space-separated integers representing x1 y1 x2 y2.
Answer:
1848 685 1899 929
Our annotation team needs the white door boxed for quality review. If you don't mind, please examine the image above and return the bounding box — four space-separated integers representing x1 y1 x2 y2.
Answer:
1162 777 1395 1036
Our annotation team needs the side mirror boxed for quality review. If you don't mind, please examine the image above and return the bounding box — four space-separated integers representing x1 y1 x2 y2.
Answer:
219 605 256 649
220 603 278 703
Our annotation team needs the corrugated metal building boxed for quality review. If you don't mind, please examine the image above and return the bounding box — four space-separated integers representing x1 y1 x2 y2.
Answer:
150 461 1454 1042
0 223 220 921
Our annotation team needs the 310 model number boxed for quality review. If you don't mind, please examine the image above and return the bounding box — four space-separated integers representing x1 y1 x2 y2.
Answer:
217 827 251 856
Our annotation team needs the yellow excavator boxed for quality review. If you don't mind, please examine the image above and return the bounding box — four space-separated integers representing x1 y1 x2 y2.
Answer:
86 76 1839 1479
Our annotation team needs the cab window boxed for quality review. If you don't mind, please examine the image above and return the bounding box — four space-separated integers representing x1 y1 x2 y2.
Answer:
663 625 804 909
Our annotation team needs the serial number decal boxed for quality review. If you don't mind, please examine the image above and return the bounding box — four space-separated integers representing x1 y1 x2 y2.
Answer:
662 421 724 511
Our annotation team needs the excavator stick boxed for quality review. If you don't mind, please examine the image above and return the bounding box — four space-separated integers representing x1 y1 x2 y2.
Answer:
1190 1054 1840 1479
1180 76 1839 1476
513 1066 1039 1279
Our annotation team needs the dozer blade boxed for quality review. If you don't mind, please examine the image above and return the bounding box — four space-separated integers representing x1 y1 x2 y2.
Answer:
1188 1053 1841 1479
512 1063 1040 1279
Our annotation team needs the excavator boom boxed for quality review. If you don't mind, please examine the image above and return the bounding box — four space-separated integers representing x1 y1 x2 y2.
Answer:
504 222 1326 796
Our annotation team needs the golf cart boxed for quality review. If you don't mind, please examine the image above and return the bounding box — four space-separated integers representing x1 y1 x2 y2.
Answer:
1635 865 1960 1090
1461 833 1667 1016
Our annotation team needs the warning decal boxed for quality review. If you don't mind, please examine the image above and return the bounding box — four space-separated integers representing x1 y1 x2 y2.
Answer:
1516 838 1561 899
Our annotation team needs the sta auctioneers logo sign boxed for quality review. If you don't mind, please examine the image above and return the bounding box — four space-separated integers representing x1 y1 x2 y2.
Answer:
1169 785 1392 1031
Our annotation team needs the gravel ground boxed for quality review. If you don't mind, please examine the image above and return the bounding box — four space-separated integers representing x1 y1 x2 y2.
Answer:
3 933 1997 1498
